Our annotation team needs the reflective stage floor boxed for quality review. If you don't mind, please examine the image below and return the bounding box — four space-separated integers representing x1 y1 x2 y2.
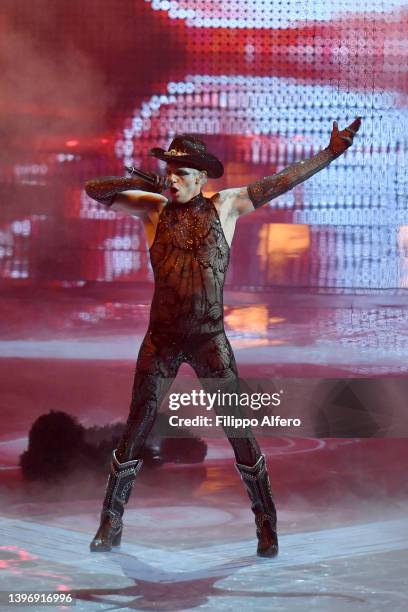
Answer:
1 453 408 612
1 286 408 610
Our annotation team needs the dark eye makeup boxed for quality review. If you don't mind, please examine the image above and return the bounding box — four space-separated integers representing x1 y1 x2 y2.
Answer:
166 168 193 177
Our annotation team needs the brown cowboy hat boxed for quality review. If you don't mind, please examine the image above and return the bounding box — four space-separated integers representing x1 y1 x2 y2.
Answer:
150 134 224 178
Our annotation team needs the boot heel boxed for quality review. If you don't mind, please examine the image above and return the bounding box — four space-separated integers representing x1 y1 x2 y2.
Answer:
236 455 279 557
112 528 122 547
90 450 143 553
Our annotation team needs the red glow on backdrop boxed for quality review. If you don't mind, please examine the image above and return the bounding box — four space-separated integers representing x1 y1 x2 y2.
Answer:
0 0 407 288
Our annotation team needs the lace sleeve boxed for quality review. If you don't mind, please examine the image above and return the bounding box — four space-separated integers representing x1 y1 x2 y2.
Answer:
85 175 164 207
247 146 340 209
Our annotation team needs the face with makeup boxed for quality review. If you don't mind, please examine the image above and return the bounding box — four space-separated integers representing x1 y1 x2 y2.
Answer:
166 162 207 203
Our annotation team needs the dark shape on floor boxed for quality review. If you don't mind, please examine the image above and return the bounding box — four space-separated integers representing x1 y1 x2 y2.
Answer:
20 410 207 481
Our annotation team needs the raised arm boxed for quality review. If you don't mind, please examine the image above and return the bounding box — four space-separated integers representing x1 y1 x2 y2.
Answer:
221 117 362 216
84 173 168 218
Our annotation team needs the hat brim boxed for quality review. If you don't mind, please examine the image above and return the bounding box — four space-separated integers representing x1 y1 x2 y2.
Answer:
150 147 224 179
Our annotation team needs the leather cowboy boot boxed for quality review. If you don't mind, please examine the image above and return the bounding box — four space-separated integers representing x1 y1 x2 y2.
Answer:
90 449 143 552
236 454 279 557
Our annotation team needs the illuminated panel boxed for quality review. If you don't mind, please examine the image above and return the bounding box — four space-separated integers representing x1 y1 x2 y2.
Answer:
144 0 408 28
116 75 406 225
0 218 34 280
2 0 408 289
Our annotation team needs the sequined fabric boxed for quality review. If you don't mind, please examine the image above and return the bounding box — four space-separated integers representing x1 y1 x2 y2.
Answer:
85 175 163 206
247 146 338 208
149 192 230 337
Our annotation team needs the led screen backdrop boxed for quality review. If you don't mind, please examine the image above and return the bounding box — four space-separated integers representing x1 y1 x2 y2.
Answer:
0 0 407 288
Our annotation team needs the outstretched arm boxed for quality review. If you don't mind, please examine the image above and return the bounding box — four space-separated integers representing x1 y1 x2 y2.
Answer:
220 117 362 216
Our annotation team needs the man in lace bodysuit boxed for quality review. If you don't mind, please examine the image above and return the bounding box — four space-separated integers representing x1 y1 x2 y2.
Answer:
85 119 361 556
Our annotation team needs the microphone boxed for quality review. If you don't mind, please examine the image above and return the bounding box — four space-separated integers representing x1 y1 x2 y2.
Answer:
125 165 170 192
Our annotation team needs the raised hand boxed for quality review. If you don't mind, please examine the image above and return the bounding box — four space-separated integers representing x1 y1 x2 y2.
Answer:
328 117 362 156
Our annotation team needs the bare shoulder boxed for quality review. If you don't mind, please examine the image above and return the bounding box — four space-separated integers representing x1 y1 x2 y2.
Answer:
211 187 255 218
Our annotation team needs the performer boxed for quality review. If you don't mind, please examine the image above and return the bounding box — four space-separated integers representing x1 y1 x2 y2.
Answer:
85 118 361 556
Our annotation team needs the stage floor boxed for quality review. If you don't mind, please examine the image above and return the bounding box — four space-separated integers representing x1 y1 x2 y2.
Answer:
1 286 408 610
1 286 408 468
1 457 408 612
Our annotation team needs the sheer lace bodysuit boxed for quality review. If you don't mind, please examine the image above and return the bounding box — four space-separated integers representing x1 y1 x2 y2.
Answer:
149 192 228 337
116 192 261 465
